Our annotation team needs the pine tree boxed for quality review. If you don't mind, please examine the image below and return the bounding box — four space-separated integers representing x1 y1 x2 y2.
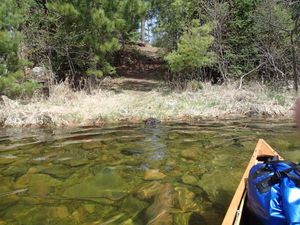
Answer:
165 20 216 73
25 0 147 83
0 0 39 97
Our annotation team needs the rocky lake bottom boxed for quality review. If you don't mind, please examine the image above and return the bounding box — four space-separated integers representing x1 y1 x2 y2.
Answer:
0 119 299 225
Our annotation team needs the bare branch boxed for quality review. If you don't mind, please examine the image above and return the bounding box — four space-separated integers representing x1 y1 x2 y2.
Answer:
239 63 266 89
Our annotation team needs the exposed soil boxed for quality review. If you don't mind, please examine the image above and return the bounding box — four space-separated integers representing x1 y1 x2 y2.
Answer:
116 43 164 76
100 77 162 92
106 43 168 91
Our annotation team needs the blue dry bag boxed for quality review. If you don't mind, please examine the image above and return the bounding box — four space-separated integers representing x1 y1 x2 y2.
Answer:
247 158 300 225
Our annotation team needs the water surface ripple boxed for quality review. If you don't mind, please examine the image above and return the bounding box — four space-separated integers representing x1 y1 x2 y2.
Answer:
0 120 299 225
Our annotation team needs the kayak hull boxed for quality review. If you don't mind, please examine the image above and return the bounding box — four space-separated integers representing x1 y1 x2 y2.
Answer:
222 139 282 225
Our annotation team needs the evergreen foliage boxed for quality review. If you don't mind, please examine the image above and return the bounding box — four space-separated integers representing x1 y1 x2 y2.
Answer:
151 0 196 50
25 0 147 82
152 0 299 87
165 21 216 73
0 0 39 97
0 0 299 93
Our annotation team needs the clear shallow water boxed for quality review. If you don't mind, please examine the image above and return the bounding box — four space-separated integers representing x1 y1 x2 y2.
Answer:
0 120 299 225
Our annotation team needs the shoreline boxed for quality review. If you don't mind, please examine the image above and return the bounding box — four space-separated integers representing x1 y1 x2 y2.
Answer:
0 82 297 128
0 115 295 130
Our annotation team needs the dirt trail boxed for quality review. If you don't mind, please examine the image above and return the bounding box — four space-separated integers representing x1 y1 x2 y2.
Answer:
104 43 167 92
100 77 161 92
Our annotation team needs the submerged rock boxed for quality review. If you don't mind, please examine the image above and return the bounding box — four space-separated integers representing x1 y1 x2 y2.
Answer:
166 159 176 167
0 176 19 211
146 183 175 225
82 204 95 214
40 165 75 179
99 213 127 224
121 219 135 225
48 206 70 219
175 187 198 212
61 159 89 167
135 182 163 200
180 149 199 160
15 173 62 196
81 142 101 150
3 205 49 224
71 208 85 224
144 169 166 181
197 169 241 210
16 173 62 196
121 148 144 156
174 213 193 225
181 174 199 186
63 167 129 200
121 195 148 215
0 155 18 165
174 212 207 225
2 162 28 178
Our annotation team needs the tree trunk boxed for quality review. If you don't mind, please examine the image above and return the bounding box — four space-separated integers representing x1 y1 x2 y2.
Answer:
292 42 298 92
291 16 299 92
141 17 146 43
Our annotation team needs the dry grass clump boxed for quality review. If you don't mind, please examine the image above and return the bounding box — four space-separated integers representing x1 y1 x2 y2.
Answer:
0 81 298 127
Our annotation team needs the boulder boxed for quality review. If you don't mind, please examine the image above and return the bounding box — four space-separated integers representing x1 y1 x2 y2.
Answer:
135 182 163 200
61 159 89 167
144 169 166 181
121 195 148 215
174 213 192 225
181 174 199 186
2 161 29 178
175 187 198 211
32 66 47 78
0 155 18 165
82 204 95 214
63 167 130 201
197 169 242 210
181 149 199 160
121 148 144 156
146 183 175 225
81 142 101 150
48 206 70 219
40 165 75 179
15 173 62 196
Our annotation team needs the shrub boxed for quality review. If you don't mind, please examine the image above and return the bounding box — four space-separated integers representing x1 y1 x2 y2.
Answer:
165 20 216 73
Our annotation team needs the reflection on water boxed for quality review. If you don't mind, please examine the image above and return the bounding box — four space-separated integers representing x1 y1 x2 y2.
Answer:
0 120 299 225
